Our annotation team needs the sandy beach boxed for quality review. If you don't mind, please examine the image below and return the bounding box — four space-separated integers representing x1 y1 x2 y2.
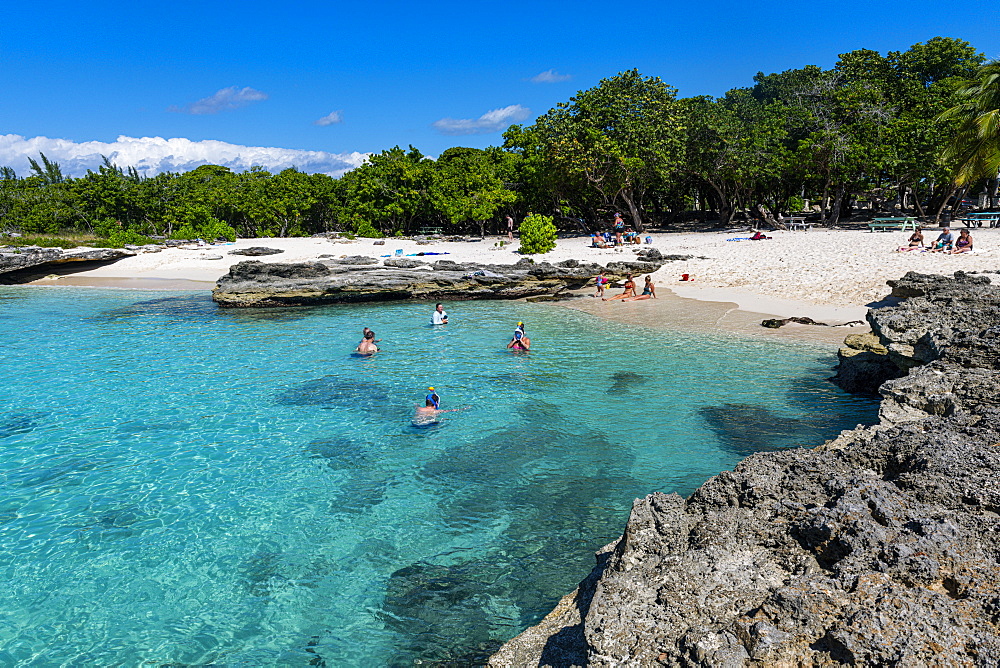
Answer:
29 227 998 343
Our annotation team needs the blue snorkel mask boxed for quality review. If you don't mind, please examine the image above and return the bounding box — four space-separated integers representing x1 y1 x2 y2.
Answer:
426 387 440 408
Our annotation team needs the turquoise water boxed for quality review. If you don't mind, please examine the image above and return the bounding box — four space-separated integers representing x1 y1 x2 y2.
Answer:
0 288 879 665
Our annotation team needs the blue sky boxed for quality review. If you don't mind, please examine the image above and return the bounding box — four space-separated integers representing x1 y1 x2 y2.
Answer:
2 0 998 176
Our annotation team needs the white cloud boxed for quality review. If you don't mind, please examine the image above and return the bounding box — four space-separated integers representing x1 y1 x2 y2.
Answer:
169 86 269 114
0 134 369 178
530 69 571 84
314 111 344 126
432 104 531 136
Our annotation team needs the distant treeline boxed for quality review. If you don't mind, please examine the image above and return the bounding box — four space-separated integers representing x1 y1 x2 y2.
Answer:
1 37 995 240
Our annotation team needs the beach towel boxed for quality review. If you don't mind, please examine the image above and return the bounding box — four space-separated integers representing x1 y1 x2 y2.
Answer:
726 238 752 242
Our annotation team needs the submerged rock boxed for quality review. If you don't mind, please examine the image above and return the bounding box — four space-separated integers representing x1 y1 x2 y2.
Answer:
490 270 1000 666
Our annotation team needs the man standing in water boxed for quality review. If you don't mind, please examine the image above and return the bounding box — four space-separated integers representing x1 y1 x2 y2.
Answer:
506 214 515 243
431 303 448 325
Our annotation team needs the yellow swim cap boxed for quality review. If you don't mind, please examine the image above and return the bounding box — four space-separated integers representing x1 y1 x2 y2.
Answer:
428 386 434 391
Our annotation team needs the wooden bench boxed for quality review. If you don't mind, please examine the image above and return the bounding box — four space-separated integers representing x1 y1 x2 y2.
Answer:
868 217 917 232
784 217 813 231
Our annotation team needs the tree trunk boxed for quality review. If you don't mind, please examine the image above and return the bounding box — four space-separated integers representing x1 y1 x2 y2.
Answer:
934 184 958 223
826 184 846 226
620 190 643 232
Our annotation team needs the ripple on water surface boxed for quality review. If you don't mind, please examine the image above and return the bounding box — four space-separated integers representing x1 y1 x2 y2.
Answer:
0 287 879 665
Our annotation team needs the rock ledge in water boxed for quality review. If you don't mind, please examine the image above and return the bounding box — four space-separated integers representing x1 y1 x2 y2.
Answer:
212 258 673 307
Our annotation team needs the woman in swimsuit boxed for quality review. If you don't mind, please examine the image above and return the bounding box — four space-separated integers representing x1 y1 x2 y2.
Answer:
507 324 531 351
603 274 636 301
950 229 973 254
623 275 656 301
897 227 924 252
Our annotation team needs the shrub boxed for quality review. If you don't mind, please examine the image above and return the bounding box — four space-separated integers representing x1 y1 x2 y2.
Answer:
517 214 557 254
353 220 383 238
98 229 156 248
168 219 237 242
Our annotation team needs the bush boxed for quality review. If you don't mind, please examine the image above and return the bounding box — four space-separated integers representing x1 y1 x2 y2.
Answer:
168 219 237 242
517 214 557 254
353 220 383 238
98 229 156 248
0 236 80 249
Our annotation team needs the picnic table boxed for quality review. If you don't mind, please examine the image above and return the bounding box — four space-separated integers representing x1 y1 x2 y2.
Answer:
784 216 813 231
868 217 917 232
955 213 1000 228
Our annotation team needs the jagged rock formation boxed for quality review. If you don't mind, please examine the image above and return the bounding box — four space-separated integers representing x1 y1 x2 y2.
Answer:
212 256 681 307
227 246 284 256
490 271 1000 667
0 247 135 283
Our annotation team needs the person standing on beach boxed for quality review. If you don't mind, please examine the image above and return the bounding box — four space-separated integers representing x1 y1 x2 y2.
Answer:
594 270 608 297
613 214 625 246
506 215 515 243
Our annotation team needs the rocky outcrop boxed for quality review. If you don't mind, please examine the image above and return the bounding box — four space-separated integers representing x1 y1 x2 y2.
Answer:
0 247 135 283
228 246 284 256
490 270 1000 667
212 257 672 307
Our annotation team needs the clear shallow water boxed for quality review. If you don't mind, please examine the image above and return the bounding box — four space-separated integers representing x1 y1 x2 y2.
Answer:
0 288 879 665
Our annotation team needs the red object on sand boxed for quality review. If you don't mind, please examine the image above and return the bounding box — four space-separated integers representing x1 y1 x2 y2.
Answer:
681 274 689 281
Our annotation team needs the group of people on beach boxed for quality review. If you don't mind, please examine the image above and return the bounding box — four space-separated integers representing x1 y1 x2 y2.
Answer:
594 271 656 302
897 226 974 254
590 213 648 248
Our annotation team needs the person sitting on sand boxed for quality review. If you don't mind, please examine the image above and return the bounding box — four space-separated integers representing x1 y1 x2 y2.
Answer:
930 228 954 252
356 331 379 354
507 324 531 351
590 232 610 248
897 227 924 251
950 229 973 254
603 274 636 301
623 275 656 301
750 230 771 240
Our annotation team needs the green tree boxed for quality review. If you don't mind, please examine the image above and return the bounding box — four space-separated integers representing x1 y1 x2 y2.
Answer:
431 147 518 236
527 69 687 230
939 60 1000 196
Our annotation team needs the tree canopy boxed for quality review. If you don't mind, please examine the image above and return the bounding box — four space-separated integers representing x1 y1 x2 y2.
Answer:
1 37 993 241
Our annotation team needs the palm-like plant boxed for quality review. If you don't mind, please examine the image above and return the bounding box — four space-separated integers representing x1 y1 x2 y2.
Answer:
939 61 1000 186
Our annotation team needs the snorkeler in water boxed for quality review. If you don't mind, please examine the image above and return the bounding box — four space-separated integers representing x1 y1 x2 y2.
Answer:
507 323 531 351
411 387 466 426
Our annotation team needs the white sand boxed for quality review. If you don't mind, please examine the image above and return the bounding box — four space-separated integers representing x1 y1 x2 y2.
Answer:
35 227 997 334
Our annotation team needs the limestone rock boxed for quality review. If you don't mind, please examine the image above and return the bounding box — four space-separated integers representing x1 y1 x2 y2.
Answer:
492 270 1000 666
0 247 135 283
212 258 667 307
228 246 284 256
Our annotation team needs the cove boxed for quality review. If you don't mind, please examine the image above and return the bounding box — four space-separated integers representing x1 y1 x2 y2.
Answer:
0 287 878 665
